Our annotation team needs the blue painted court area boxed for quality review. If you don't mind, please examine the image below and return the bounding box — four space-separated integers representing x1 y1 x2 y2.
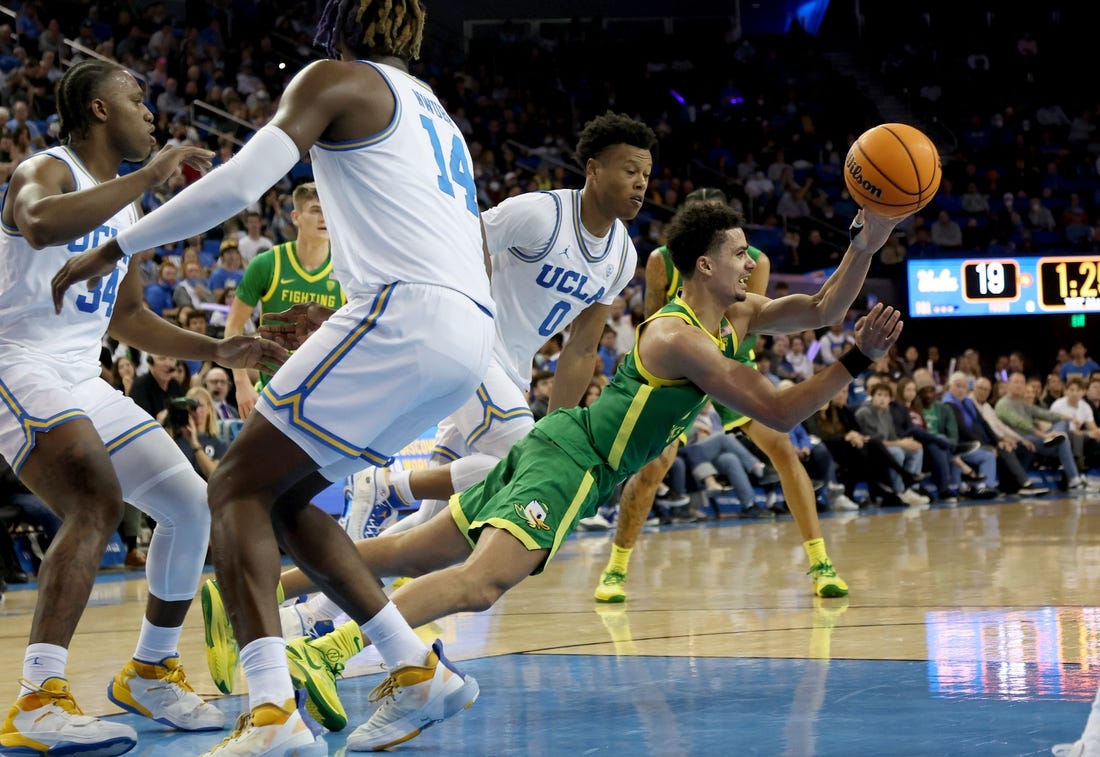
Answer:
107 655 1086 756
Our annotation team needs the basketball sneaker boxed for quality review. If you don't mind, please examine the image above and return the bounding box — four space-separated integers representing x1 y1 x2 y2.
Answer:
346 639 479 751
808 560 849 598
341 467 402 540
199 697 325 756
201 578 240 695
593 568 627 603
1 677 137 756
286 621 364 732
107 656 225 731
1051 741 1084 756
280 603 335 642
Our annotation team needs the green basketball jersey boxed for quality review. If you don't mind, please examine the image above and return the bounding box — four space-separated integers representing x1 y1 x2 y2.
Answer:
236 241 347 386
534 296 737 478
658 244 763 429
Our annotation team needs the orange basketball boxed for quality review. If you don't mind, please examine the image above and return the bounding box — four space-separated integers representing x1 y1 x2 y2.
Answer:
844 123 942 219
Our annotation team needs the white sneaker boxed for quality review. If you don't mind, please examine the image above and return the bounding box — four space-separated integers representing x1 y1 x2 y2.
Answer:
280 603 335 641
832 494 860 512
899 488 931 507
1051 741 1084 756
108 656 225 731
200 698 325 756
341 467 398 540
577 512 612 530
346 640 479 751
1069 476 1100 493
2 677 137 756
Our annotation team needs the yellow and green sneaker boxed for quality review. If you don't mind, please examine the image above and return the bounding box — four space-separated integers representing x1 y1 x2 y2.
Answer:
287 620 364 732
808 560 849 598
200 579 239 695
594 569 627 603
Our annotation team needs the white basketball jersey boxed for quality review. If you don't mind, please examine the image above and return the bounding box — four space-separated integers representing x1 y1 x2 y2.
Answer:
308 61 492 313
482 189 638 389
0 146 136 377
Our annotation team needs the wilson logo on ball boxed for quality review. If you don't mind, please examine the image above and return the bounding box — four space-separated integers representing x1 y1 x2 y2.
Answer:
845 155 883 199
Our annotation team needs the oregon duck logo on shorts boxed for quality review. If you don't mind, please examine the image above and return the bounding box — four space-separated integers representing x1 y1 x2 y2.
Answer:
515 500 551 531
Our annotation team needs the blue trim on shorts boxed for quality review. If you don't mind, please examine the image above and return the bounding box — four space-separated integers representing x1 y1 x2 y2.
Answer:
0 374 90 473
104 419 163 455
465 383 534 448
261 284 396 466
431 444 462 462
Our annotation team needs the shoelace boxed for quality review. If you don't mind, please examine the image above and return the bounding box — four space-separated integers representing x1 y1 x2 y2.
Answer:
601 570 626 586
149 664 195 693
17 678 83 715
208 711 254 753
808 561 838 578
368 675 399 704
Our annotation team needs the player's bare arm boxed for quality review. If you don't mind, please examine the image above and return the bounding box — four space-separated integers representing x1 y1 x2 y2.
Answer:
643 247 669 318
258 302 336 350
548 301 611 412
735 208 901 336
108 263 288 374
644 303 902 432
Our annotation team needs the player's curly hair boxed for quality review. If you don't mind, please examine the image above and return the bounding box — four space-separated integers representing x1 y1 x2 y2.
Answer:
574 111 658 166
665 200 744 278
55 59 123 142
314 0 425 62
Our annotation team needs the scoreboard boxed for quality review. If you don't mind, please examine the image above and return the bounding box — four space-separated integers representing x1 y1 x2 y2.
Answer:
907 255 1100 317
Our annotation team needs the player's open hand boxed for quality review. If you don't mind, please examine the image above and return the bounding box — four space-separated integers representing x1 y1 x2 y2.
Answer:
51 239 125 313
214 335 290 375
852 303 903 360
143 144 215 187
849 208 902 257
259 303 335 350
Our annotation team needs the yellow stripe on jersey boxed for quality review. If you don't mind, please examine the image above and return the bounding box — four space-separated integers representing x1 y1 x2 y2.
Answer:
607 384 653 469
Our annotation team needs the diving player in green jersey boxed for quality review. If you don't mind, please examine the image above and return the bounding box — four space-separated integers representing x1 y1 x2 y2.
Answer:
224 182 346 417
258 199 903 735
595 186 859 601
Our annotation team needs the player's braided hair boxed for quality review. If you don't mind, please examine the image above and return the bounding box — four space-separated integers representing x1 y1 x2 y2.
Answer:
56 59 122 142
575 111 658 167
315 0 425 62
666 200 744 279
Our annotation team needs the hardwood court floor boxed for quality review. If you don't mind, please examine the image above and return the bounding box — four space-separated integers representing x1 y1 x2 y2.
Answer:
3 492 1100 755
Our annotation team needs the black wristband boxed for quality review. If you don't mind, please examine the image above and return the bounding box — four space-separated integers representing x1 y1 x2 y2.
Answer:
838 348 873 377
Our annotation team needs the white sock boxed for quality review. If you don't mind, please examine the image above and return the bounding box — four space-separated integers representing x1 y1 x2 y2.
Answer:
240 637 294 709
304 593 343 623
389 469 414 504
360 601 428 670
133 618 182 664
21 644 68 695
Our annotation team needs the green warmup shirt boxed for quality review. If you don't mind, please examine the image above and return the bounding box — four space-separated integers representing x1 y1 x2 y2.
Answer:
235 241 347 386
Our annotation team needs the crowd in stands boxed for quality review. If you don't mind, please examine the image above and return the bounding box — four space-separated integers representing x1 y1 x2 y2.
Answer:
2 2 1100 585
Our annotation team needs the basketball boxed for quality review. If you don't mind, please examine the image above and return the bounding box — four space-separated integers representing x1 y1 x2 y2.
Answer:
844 123 942 219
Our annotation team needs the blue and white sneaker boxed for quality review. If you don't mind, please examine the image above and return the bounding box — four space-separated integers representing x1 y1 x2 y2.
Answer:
280 602 336 641
340 467 401 540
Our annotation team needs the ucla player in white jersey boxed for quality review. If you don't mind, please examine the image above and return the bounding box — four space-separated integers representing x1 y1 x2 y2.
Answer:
0 60 290 757
52 2 494 753
269 112 656 642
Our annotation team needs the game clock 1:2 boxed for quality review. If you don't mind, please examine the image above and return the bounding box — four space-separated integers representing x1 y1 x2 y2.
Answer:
1038 256 1100 310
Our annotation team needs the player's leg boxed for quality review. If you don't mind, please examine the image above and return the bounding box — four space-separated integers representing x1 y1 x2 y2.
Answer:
594 439 679 602
0 370 139 755
744 420 849 598
107 421 225 731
